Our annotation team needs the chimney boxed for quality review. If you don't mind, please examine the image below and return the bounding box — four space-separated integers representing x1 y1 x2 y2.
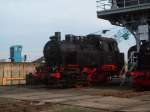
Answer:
55 32 61 41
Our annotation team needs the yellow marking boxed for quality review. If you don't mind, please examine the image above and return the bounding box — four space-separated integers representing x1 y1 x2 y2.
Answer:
0 77 25 85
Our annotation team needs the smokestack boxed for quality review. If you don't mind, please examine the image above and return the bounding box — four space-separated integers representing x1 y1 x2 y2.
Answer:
55 32 61 41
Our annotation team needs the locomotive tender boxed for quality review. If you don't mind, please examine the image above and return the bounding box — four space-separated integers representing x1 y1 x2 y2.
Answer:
29 32 124 87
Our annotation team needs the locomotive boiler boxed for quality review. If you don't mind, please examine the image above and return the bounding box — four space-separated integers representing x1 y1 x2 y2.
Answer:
28 32 124 87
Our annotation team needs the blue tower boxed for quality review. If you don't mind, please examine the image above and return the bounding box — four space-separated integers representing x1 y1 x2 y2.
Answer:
10 45 22 62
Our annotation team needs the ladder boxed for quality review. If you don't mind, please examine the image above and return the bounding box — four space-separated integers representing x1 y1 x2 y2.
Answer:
120 51 138 86
128 51 138 72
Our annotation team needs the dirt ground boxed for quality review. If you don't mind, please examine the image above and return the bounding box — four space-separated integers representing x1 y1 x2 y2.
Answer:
0 97 102 112
0 85 150 112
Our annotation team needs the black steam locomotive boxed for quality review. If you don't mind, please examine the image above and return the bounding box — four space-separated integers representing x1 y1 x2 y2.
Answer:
28 32 124 87
128 41 150 89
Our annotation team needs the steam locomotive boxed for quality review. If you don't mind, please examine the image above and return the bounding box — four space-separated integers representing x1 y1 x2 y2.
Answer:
128 41 150 89
28 32 124 87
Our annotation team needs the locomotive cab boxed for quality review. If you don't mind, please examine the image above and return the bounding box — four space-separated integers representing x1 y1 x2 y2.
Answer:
128 41 150 71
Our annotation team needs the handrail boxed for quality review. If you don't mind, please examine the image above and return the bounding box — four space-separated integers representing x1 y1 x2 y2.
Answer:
96 0 112 10
97 0 150 11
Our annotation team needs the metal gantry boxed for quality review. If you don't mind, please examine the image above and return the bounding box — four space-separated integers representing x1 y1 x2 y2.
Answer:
97 0 150 51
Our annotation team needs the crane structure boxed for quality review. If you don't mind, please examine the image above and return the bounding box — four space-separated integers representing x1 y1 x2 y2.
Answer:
97 0 150 50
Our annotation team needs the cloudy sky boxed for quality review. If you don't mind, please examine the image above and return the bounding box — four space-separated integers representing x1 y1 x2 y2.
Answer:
0 0 135 61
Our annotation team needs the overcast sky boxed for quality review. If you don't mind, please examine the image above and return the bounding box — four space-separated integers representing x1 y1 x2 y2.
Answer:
0 0 135 61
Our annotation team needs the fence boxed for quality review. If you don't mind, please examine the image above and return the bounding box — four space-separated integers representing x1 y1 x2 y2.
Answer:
0 62 40 85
